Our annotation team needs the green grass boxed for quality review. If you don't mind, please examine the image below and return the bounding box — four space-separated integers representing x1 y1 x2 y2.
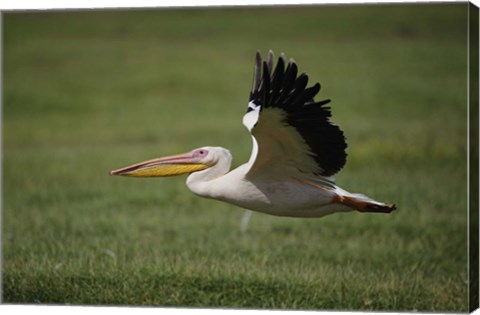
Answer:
2 3 470 311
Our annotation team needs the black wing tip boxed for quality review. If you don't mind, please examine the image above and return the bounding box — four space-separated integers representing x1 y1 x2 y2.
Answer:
317 98 331 106
250 50 328 108
297 72 309 83
268 49 274 59
256 50 262 63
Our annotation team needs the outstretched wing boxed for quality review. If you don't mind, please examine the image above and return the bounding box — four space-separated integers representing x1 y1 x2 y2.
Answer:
243 50 347 178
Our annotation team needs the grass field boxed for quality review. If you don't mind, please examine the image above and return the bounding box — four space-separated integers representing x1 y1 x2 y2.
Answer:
2 3 470 311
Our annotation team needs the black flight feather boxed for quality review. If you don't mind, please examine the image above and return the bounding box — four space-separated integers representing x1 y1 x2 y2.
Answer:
278 60 298 102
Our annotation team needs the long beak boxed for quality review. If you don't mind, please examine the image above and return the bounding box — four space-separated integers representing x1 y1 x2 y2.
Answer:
109 151 210 177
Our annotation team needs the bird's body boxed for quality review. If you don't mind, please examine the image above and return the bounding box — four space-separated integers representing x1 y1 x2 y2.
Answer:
184 147 342 217
189 157 329 217
110 51 396 218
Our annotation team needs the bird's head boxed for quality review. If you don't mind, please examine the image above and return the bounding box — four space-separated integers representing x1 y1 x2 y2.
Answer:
109 147 230 177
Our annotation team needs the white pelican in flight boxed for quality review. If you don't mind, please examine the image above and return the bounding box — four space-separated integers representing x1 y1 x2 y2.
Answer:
110 51 396 220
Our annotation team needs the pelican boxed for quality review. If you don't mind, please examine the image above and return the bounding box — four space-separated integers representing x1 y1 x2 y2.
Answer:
110 51 396 220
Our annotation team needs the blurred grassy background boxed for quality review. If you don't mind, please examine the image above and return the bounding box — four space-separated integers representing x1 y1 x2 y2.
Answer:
2 3 469 311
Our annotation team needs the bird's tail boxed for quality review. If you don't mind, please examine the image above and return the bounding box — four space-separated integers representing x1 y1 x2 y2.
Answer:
335 191 396 213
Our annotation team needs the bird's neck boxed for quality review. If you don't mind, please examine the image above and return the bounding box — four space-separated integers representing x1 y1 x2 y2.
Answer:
186 155 232 198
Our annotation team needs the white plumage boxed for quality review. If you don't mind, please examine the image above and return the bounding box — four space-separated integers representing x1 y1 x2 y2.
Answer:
110 50 396 220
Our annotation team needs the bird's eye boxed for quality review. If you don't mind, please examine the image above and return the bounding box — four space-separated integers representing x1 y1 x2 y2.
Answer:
196 149 208 157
